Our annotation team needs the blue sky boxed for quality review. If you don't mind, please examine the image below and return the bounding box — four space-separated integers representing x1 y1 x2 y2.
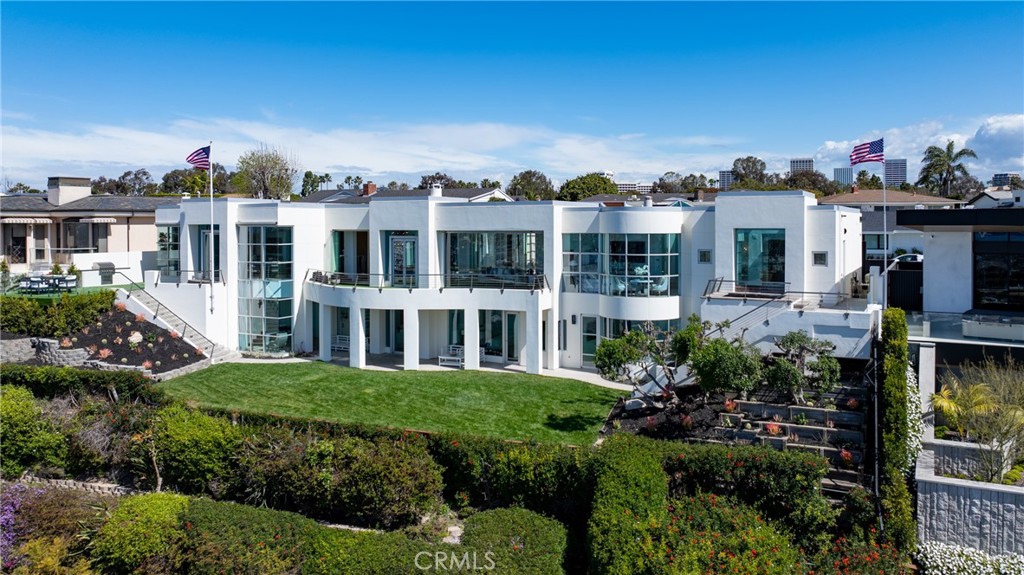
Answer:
2 1 1022 190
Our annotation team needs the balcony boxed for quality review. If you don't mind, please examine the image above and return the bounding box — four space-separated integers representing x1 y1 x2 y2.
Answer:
907 311 1024 345
306 270 548 292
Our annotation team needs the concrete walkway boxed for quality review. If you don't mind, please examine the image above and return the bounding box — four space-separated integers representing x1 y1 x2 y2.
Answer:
225 353 633 392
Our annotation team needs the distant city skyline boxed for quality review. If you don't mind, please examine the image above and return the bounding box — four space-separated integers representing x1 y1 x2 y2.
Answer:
1 2 1021 190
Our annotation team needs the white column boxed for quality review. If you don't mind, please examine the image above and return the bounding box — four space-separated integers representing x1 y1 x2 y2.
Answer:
349 306 366 369
403 308 420 370
318 302 333 362
525 299 543 374
464 307 480 370
369 309 384 354
545 308 560 370
918 342 937 441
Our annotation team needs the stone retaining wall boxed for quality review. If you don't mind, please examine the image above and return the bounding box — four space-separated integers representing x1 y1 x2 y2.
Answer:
1 336 34 363
927 438 1009 478
13 474 136 497
31 338 89 366
917 449 1024 555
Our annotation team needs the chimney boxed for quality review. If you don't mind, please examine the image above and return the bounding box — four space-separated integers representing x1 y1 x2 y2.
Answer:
642 195 653 207
697 189 705 202
851 184 858 194
430 183 443 197
362 181 377 196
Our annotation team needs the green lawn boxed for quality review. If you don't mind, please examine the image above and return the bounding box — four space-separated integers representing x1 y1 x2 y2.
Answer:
162 362 621 445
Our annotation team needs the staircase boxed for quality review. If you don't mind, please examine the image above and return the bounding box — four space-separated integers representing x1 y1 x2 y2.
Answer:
123 288 240 366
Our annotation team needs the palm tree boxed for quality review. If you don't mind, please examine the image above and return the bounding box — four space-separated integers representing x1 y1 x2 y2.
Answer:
916 140 978 197
931 377 996 439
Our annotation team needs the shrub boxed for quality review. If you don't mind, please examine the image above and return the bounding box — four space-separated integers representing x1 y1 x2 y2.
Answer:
13 488 117 555
487 443 593 520
237 430 442 529
177 498 319 575
642 494 803 575
0 386 67 478
836 487 878 543
461 507 568 575
146 405 241 495
662 441 834 550
302 527 426 575
811 536 908 575
0 365 160 404
91 493 188 575
10 536 95 575
690 337 763 395
879 308 917 551
1 483 39 570
0 292 115 337
915 541 1024 575
594 332 645 380
765 356 805 397
587 435 668 575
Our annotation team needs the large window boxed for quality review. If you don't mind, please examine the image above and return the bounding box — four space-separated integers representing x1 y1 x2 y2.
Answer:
238 226 294 352
156 226 180 281
973 232 1024 311
61 220 108 253
445 231 544 289
735 228 786 293
562 233 679 297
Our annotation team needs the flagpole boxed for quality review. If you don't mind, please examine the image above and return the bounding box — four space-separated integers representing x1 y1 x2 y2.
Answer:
209 141 215 314
881 157 887 309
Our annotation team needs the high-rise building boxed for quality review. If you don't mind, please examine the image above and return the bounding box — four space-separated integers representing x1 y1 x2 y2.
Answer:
885 159 907 186
834 167 853 186
790 158 814 174
718 170 734 191
992 173 1020 187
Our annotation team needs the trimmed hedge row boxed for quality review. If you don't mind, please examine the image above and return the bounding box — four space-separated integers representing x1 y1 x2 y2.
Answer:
0 291 116 337
0 364 162 403
213 409 595 523
86 493 567 575
879 308 917 551
0 385 67 478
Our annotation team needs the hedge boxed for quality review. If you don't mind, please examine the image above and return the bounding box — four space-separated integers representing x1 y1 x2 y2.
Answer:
587 434 669 575
91 493 189 575
0 291 116 337
0 385 67 478
0 364 162 404
146 405 242 496
460 507 568 575
879 308 917 551
216 408 594 522
661 441 835 550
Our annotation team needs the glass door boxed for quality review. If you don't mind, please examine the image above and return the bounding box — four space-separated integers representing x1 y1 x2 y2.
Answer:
199 225 220 282
390 237 417 287
505 312 518 362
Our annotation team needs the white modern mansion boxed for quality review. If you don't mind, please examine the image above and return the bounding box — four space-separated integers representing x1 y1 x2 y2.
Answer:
143 187 874 373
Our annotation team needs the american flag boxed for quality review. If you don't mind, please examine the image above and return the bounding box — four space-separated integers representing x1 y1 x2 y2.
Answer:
186 146 211 170
850 138 884 165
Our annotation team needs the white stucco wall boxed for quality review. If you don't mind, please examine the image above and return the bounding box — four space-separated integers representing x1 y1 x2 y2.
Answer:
922 230 974 313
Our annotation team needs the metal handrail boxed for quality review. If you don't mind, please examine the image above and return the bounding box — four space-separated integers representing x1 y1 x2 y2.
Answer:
153 268 227 286
305 269 549 292
116 271 217 359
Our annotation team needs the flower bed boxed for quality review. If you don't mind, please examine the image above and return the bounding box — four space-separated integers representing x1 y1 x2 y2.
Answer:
65 308 205 374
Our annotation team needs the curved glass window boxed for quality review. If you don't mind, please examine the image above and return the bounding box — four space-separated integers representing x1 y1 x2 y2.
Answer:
562 233 679 297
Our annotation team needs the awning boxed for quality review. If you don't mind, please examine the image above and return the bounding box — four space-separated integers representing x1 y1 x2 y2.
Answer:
34 218 53 224
1 218 39 224
79 217 117 224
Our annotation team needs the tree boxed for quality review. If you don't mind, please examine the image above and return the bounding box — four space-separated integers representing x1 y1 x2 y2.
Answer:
947 174 983 199
418 172 456 189
679 173 709 191
234 144 299 199
690 337 763 397
916 139 978 197
855 169 883 189
1010 175 1023 190
555 172 617 201
118 169 158 196
2 181 42 194
766 330 839 404
785 170 842 197
301 171 332 196
479 178 502 190
935 357 1024 482
651 172 683 194
506 170 555 200
91 176 122 195
161 164 231 195
385 180 410 190
732 156 767 183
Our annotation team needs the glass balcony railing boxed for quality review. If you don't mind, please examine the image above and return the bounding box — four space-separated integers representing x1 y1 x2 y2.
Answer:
906 311 1024 344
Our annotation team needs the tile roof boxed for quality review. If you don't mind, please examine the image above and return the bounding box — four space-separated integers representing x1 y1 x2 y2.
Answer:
819 189 960 206
0 195 54 212
0 194 181 214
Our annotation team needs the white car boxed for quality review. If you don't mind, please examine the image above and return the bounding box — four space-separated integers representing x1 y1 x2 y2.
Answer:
893 253 924 263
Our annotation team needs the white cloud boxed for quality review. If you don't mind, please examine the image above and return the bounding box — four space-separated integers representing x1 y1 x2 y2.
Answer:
3 114 1019 189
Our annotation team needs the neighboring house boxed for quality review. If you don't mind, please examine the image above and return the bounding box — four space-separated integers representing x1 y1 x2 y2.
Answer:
820 187 962 271
143 186 874 373
299 182 513 204
967 188 1022 209
0 177 180 285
